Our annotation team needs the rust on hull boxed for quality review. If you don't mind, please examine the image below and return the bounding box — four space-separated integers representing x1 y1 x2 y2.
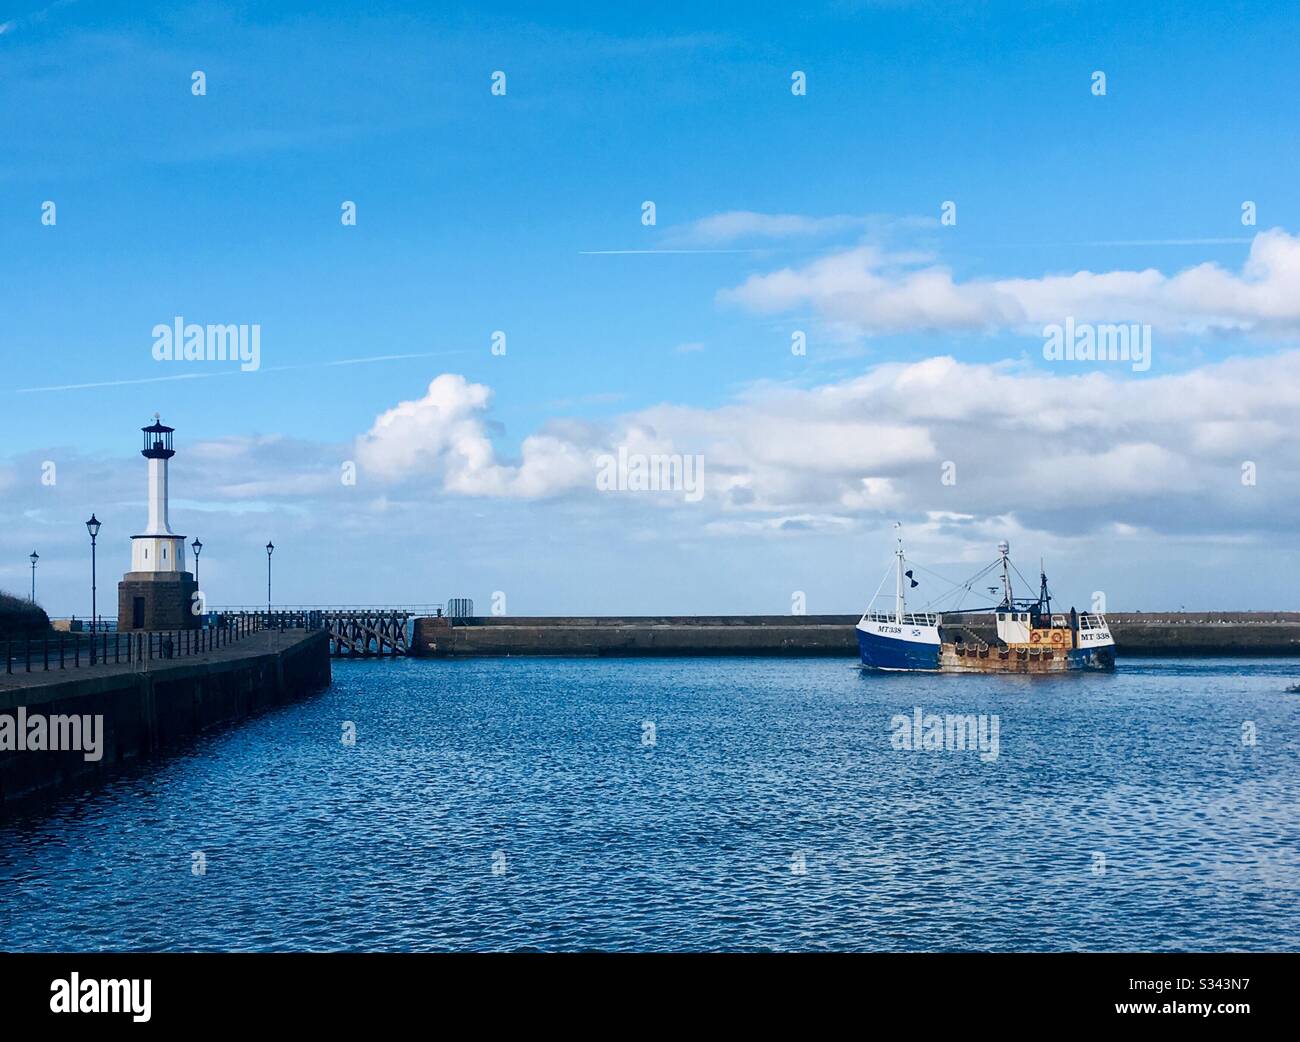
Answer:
940 642 1075 674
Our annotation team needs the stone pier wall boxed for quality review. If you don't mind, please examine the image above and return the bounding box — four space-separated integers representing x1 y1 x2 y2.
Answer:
0 630 331 806
413 613 1300 658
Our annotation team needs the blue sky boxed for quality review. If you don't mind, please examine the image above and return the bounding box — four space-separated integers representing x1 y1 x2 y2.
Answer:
3 0 1300 617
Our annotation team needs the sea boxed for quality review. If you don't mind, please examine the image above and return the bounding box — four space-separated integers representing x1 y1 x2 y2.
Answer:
1 656 1297 951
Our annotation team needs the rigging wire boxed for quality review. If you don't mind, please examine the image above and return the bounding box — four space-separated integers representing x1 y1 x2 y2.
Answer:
917 559 1001 611
864 561 894 612
1009 559 1042 603
867 548 1053 616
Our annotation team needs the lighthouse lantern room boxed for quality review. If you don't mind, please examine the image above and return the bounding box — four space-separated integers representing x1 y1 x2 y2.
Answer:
117 414 199 631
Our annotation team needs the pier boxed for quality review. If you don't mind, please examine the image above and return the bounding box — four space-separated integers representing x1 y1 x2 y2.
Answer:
0 619 331 806
411 612 1300 658
210 606 437 657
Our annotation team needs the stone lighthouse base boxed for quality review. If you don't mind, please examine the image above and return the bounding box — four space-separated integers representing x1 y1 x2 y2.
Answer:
117 572 200 632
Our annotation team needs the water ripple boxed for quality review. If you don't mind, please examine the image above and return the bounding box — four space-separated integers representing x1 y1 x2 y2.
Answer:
1 656 1297 951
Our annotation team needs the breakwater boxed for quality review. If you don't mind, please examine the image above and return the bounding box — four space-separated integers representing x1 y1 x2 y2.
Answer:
1104 612 1300 655
413 612 1300 658
0 629 331 806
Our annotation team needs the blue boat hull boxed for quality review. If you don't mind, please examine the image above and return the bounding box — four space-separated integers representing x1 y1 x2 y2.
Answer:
1065 645 1116 671
856 627 941 671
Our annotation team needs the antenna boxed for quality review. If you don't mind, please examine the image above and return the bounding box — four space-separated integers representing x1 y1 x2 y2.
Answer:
998 541 1013 609
894 521 905 623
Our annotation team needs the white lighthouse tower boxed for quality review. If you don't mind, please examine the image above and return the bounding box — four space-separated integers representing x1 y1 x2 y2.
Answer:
118 414 199 631
131 414 187 574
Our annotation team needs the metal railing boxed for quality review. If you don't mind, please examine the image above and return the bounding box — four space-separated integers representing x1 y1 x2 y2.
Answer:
860 610 940 626
2 611 323 676
47 617 119 633
210 604 444 615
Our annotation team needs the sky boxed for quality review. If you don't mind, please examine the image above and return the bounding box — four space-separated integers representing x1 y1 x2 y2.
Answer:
2 0 1299 618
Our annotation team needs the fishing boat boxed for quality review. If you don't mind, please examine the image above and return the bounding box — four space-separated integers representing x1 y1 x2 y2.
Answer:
856 529 1115 673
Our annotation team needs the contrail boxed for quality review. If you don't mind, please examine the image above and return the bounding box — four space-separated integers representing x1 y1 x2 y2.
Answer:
976 237 1252 248
581 238 1254 255
578 248 764 255
1070 238 1252 246
15 350 471 394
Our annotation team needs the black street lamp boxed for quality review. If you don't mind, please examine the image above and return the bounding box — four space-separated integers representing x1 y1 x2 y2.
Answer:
266 541 275 621
85 514 101 660
29 551 38 603
192 538 203 585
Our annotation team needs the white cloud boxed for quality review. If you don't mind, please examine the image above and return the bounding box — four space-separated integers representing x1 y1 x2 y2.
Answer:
5 353 1299 612
674 211 868 246
345 351 1300 546
720 228 1300 336
705 513 856 536
354 374 594 498
671 210 941 247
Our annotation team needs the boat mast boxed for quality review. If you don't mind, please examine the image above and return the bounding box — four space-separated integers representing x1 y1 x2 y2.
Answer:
998 540 1013 609
895 523 905 623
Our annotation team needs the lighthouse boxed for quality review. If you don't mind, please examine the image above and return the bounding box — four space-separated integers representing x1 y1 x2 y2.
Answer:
117 414 199 631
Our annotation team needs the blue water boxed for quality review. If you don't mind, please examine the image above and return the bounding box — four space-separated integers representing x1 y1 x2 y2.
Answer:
1 657 1298 952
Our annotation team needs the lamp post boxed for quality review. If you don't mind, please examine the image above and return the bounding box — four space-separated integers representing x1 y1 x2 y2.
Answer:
29 551 38 603
266 541 274 624
192 538 203 586
85 514 101 662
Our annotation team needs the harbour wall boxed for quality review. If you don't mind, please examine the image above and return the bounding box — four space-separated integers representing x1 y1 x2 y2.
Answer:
0 630 331 806
1106 613 1300 655
413 613 1300 658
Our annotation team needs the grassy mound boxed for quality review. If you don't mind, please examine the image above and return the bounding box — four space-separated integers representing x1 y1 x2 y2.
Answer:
0 590 52 640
